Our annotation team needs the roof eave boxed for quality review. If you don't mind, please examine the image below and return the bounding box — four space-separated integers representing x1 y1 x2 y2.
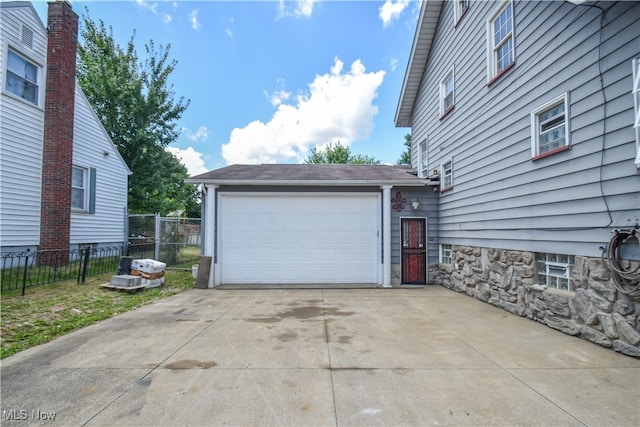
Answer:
185 179 430 187
394 0 443 128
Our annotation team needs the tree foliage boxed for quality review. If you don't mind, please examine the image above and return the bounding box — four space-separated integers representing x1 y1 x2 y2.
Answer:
397 133 412 165
76 11 199 217
305 142 381 165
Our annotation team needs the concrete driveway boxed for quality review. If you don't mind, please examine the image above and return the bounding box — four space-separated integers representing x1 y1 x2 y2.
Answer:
1 286 639 426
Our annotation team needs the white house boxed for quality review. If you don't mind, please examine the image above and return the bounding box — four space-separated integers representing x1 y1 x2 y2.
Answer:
0 1 131 254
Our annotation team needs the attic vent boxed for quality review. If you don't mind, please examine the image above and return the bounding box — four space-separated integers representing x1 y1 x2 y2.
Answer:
21 25 33 49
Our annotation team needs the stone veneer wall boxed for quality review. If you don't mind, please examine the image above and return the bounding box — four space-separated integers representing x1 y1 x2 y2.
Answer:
430 245 640 358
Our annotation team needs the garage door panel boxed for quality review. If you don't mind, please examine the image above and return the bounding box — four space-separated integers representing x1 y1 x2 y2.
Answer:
219 193 379 284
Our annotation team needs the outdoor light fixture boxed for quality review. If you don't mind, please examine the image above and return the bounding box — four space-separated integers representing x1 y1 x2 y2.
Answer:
411 198 420 210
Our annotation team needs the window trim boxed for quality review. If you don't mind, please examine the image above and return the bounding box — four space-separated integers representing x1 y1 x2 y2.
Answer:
633 57 640 170
530 93 570 160
72 166 96 214
4 47 41 106
440 244 453 264
419 140 428 178
440 68 455 119
440 159 453 192
487 0 515 84
454 0 470 27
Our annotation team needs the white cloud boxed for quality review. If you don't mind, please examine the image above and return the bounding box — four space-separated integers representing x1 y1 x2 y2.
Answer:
189 9 201 30
379 0 410 28
182 126 209 142
278 0 316 19
163 13 172 24
268 89 292 107
166 147 208 177
135 0 158 14
390 57 398 72
222 57 385 164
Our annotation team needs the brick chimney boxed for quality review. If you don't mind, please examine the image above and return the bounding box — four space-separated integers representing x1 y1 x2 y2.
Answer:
39 0 78 253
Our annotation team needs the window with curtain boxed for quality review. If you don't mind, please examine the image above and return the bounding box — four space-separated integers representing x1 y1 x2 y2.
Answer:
6 50 38 105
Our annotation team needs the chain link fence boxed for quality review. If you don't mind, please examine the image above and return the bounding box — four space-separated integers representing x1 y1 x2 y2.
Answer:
128 214 201 268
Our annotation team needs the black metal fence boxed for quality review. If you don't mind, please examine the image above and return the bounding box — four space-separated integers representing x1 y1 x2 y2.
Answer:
0 243 197 295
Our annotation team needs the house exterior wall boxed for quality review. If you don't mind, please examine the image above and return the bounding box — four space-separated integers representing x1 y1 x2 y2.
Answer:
409 0 639 258
0 2 47 250
0 2 130 253
402 0 640 357
70 86 130 247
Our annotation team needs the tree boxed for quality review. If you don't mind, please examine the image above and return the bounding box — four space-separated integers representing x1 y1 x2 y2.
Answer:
397 133 412 165
76 11 199 216
305 142 381 164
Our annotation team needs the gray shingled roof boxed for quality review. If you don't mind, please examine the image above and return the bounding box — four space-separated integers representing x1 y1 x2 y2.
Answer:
186 164 427 186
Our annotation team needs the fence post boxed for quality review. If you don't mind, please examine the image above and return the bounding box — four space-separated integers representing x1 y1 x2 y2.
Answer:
78 247 91 284
21 250 30 296
154 212 161 261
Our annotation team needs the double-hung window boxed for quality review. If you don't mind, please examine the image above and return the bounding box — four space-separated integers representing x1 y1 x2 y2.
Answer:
441 160 453 191
419 140 428 177
440 69 455 117
72 166 96 213
633 57 640 169
531 94 570 159
537 253 575 291
5 49 39 105
488 1 515 83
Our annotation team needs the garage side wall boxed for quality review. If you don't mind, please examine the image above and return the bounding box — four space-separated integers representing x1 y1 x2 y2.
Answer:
390 187 439 286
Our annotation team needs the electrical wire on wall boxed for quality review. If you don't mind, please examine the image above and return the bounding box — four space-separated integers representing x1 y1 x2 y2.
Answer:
602 226 640 298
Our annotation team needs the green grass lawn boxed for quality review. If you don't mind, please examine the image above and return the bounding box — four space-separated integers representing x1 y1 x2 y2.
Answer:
0 269 195 359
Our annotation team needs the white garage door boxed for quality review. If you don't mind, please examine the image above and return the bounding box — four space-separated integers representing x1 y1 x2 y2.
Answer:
219 193 380 284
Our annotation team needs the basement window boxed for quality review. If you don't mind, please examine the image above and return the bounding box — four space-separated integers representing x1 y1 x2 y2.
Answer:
536 253 575 291
440 244 453 264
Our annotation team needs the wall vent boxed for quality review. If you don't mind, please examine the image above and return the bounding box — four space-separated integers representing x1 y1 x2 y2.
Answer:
21 24 33 49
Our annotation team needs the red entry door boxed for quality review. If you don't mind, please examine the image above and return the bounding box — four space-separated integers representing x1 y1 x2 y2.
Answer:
401 218 426 284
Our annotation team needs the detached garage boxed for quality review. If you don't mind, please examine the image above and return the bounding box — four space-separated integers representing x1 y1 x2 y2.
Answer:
186 164 428 287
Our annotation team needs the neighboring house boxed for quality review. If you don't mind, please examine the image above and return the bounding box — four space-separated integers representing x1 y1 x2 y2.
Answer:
186 164 439 287
0 1 131 254
395 1 639 357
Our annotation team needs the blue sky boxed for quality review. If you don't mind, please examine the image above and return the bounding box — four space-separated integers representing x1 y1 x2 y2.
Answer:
33 0 419 175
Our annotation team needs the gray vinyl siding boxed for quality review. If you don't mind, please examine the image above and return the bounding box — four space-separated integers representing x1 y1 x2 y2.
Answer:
0 4 47 249
70 86 130 246
410 0 639 258
390 187 439 266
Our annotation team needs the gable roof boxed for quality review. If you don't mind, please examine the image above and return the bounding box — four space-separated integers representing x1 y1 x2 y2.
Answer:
395 0 443 128
0 2 46 31
187 164 429 187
